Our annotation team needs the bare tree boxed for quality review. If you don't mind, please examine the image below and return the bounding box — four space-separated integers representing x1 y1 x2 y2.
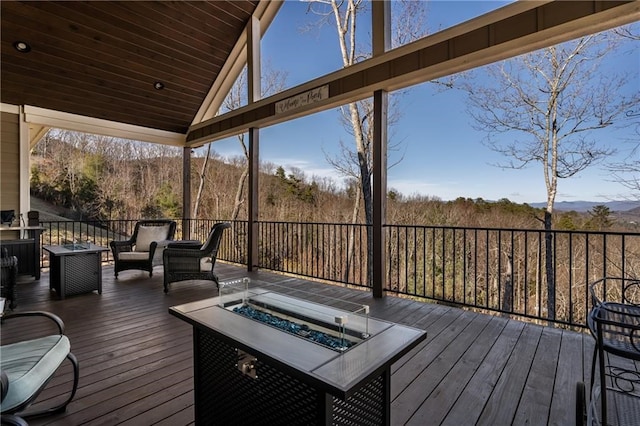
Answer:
192 62 287 220
608 107 640 200
461 31 639 319
192 145 210 219
304 0 428 285
614 25 640 41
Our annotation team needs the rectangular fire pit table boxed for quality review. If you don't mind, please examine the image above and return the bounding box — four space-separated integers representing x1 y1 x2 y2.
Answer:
169 279 427 426
43 243 108 299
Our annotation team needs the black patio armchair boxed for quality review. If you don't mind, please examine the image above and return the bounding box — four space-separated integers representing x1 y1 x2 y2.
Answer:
162 222 230 294
110 219 176 278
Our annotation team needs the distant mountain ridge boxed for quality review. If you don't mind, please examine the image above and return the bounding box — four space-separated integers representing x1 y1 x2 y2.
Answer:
528 200 640 212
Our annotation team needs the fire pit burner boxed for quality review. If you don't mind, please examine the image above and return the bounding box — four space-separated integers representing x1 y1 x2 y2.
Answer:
233 304 355 351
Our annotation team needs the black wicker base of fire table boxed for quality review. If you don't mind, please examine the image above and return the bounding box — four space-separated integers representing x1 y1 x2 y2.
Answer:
195 328 387 425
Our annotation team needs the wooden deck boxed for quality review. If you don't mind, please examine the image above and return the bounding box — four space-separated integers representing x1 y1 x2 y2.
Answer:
3 262 595 425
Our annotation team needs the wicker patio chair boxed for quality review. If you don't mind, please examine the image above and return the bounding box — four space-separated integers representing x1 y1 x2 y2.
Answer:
162 222 230 293
1 247 18 309
110 219 176 278
1 311 79 425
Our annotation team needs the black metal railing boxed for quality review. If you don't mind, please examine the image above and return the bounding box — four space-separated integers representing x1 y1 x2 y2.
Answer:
386 225 640 328
254 221 640 328
181 219 248 265
38 218 246 267
38 218 640 328
39 219 130 265
257 221 369 287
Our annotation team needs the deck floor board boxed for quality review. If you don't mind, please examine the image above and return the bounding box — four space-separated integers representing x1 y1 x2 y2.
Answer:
476 323 543 425
441 319 526 426
408 315 507 426
2 262 597 425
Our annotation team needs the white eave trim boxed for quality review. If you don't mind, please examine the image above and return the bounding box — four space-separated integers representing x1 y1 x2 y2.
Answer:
1 103 20 114
191 0 284 125
22 105 186 146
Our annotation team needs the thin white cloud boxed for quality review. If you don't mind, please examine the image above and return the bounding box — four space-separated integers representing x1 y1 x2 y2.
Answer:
269 158 340 183
388 179 456 198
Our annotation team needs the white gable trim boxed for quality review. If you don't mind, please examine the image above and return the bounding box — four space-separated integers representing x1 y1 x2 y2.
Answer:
192 0 283 125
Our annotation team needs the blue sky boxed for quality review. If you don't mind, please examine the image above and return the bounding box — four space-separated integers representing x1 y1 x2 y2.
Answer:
206 1 639 204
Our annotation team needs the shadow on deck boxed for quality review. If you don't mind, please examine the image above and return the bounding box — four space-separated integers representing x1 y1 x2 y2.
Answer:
3 262 593 425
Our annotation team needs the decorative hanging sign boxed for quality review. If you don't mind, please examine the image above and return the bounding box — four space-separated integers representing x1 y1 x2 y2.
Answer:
275 84 329 114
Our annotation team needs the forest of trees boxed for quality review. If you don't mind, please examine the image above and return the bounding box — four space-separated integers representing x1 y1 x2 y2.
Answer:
30 130 635 233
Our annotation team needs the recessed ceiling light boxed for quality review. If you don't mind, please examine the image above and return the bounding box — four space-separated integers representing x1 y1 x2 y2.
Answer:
153 81 165 90
13 41 31 53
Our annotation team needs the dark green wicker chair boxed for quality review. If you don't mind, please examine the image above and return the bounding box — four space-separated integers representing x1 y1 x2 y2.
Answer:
162 222 230 293
1 247 18 309
110 219 176 278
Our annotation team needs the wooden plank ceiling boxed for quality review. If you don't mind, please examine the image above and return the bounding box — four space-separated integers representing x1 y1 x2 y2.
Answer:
1 1 260 134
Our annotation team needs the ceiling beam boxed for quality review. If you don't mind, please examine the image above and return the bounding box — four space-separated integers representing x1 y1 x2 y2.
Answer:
187 0 639 147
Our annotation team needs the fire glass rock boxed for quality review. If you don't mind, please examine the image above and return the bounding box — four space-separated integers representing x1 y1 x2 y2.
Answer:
233 305 354 351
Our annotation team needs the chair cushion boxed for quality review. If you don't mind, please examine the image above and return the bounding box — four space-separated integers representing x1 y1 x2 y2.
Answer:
118 251 150 261
0 335 70 412
200 257 212 272
135 225 170 252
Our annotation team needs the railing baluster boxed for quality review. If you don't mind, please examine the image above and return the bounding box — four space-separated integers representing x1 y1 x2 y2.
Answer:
524 232 529 317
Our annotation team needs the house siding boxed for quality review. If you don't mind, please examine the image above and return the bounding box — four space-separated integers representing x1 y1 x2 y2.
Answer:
1 111 21 217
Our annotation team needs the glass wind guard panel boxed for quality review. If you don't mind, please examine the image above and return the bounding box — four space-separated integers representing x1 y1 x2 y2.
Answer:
219 278 370 353
63 244 89 250
62 240 88 250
